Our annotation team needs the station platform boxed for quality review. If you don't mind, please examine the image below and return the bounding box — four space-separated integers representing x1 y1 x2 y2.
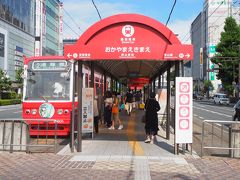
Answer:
1 109 240 179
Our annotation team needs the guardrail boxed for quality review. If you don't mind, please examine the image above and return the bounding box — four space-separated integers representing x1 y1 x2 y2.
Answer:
201 120 240 157
0 119 58 153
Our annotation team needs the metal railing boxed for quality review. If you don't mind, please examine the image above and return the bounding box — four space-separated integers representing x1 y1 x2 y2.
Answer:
0 119 59 153
201 120 240 157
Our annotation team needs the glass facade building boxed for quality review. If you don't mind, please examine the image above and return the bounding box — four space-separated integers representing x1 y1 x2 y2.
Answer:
0 0 35 80
35 0 63 56
0 0 34 35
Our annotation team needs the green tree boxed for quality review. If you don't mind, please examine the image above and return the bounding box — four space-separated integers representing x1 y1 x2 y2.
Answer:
211 17 240 94
0 69 12 99
203 80 214 94
15 68 23 88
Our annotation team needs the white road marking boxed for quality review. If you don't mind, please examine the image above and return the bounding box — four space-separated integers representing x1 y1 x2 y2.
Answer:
13 111 22 114
194 106 231 118
0 108 20 112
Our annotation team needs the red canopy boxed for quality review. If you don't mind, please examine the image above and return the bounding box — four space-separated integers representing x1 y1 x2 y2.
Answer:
64 14 193 61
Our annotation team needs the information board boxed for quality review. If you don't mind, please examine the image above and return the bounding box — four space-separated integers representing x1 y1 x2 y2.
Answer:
32 61 67 71
82 88 94 133
175 77 193 144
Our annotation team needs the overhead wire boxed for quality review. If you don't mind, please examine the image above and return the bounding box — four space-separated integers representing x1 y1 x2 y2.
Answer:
62 8 83 33
166 0 177 26
62 19 80 37
91 0 102 20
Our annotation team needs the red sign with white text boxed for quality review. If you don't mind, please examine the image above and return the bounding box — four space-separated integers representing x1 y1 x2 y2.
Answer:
64 14 193 61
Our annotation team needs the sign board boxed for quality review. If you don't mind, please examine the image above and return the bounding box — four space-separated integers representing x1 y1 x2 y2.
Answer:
209 45 216 54
175 77 193 144
82 88 94 133
64 14 193 61
32 61 67 71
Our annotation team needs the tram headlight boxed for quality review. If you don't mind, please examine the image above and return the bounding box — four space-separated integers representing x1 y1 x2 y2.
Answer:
31 109 37 115
64 109 69 114
25 109 30 114
57 109 63 115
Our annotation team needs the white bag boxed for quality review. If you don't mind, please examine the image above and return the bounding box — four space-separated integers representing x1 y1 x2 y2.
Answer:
125 103 129 111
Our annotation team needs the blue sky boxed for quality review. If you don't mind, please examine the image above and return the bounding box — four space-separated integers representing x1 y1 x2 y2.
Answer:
61 0 204 43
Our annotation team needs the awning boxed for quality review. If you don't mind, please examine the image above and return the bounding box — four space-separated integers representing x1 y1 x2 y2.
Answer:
64 14 193 83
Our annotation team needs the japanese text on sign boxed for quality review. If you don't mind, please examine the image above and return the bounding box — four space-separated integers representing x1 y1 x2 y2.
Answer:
105 46 151 53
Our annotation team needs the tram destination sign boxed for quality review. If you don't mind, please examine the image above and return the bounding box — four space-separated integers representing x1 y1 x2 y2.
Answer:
32 61 67 71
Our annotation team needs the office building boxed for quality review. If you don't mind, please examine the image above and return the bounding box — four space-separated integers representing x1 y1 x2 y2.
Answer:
0 0 35 80
35 0 63 56
190 0 239 93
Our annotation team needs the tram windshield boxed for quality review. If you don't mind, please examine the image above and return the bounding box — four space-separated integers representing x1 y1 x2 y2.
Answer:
24 60 71 101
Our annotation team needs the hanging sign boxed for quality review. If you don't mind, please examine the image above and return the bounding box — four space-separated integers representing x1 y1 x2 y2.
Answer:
82 88 94 133
175 77 193 144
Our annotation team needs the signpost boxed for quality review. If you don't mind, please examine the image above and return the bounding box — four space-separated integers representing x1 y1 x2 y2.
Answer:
82 88 94 137
175 77 193 145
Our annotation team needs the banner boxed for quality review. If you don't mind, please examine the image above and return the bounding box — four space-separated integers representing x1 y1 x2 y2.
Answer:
82 88 94 133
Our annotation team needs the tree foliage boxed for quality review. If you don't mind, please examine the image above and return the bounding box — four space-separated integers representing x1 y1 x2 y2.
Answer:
0 69 12 99
15 68 23 88
203 80 214 93
211 17 240 94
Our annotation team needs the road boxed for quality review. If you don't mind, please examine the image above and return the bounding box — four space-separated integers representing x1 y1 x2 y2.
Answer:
0 104 22 119
0 100 234 121
193 100 233 121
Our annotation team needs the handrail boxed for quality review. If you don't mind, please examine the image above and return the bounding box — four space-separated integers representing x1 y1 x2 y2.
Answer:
201 120 240 157
0 119 58 153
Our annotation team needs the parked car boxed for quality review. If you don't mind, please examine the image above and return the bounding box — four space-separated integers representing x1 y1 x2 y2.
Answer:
213 93 229 105
233 99 240 121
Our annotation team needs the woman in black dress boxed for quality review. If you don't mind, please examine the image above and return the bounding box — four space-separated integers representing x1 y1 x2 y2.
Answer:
144 92 160 143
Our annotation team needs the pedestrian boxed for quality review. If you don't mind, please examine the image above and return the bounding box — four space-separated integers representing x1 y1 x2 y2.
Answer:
134 91 141 109
104 91 113 128
93 95 99 133
233 99 240 121
124 90 133 115
109 92 123 130
144 92 160 143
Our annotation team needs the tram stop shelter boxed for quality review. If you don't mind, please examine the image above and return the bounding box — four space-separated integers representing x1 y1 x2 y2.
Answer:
64 14 193 152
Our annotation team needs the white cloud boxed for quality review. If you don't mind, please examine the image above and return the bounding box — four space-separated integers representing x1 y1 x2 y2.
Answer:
168 18 194 44
62 0 195 45
62 0 134 39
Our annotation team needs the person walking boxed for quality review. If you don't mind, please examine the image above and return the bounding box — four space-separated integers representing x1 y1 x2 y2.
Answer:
110 92 123 130
144 92 160 143
134 91 141 109
125 90 133 115
104 91 113 128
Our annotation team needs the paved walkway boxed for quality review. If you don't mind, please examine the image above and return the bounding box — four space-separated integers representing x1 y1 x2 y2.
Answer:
1 109 240 179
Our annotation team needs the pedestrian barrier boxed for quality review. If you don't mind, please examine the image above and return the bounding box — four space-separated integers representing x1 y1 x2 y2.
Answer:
0 119 59 153
201 120 240 157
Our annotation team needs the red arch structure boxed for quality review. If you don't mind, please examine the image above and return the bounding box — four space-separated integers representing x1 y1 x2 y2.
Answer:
64 14 193 61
